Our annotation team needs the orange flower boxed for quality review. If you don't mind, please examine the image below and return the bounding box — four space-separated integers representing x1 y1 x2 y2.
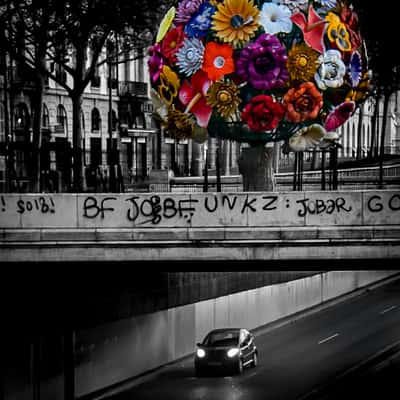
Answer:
283 82 323 123
202 42 234 81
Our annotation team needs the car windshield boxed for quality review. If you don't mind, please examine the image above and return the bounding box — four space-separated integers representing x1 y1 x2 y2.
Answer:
204 331 239 347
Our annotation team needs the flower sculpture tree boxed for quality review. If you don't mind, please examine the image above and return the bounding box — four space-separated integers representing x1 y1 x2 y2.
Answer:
149 0 370 190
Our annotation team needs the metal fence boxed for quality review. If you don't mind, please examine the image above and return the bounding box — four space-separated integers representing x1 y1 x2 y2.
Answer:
169 164 400 192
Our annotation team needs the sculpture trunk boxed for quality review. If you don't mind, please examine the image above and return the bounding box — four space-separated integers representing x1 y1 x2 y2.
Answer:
238 145 275 192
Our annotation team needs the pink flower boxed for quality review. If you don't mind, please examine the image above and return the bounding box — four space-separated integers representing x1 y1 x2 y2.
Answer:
325 101 355 131
291 5 326 54
179 70 212 127
148 43 164 82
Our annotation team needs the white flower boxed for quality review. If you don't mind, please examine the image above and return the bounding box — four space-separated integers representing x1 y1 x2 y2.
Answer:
289 124 326 152
314 49 346 91
176 37 205 76
259 3 292 35
319 130 340 148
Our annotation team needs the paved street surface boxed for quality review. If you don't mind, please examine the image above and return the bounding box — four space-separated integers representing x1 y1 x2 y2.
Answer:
313 351 400 399
100 278 400 400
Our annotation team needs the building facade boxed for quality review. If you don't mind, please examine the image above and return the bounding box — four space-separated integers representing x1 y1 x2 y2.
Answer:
0 48 399 192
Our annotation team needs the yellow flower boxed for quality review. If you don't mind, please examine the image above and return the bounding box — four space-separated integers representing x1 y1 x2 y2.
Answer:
287 43 319 82
156 7 176 43
158 65 180 106
164 109 195 140
206 81 241 118
325 12 351 52
346 71 372 103
210 0 224 6
212 0 260 48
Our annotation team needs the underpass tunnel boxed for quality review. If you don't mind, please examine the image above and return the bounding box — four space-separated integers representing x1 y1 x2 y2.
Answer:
2 269 396 400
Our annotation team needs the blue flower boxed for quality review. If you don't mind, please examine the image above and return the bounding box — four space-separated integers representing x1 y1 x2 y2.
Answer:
185 2 216 38
176 37 205 76
316 0 338 9
349 51 362 87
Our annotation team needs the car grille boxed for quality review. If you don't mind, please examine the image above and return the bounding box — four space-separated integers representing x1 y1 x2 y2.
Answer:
207 349 228 361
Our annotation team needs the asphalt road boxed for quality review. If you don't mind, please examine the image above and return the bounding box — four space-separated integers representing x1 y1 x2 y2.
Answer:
104 278 400 400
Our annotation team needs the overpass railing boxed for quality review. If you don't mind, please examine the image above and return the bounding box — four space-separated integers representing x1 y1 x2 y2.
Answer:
169 164 400 192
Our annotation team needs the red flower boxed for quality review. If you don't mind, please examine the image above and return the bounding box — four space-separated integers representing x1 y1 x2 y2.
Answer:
241 95 286 132
161 26 186 64
339 6 362 50
283 82 323 123
202 42 234 81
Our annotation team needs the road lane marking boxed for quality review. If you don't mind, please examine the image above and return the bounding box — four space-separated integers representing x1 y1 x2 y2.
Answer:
318 333 339 345
380 305 397 315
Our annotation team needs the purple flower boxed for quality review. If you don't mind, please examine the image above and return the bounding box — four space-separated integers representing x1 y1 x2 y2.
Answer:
349 51 362 87
148 43 164 83
235 33 289 91
175 0 204 24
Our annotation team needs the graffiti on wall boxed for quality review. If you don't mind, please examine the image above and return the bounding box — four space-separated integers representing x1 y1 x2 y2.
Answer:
1 192 399 228
82 194 357 224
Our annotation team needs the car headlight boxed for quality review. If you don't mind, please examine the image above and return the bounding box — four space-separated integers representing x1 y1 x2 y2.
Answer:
227 348 239 358
197 348 206 358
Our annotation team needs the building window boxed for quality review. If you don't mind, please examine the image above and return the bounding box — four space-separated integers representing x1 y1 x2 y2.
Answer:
14 103 30 132
55 63 67 85
42 104 50 128
56 104 68 135
81 108 85 133
107 40 118 90
91 48 101 88
0 103 5 142
90 137 102 167
91 108 101 132
107 138 119 165
91 74 101 88
108 110 118 131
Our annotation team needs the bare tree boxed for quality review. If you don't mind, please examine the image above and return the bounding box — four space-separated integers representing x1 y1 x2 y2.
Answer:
0 0 61 191
1 0 173 191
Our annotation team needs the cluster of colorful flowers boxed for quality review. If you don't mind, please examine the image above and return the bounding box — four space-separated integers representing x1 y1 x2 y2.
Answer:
148 0 370 150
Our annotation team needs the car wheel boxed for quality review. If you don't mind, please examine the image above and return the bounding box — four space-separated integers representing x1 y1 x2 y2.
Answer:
237 359 243 375
252 352 258 368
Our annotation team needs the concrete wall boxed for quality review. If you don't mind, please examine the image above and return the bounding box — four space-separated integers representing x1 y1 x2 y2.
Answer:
74 270 397 397
1 191 399 260
1 191 400 229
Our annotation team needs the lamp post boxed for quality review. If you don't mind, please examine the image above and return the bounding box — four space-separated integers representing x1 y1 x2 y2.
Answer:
107 39 115 192
1 51 10 192
203 142 208 192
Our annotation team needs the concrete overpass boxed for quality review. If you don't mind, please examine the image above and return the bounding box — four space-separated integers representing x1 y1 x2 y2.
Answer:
1 190 400 261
